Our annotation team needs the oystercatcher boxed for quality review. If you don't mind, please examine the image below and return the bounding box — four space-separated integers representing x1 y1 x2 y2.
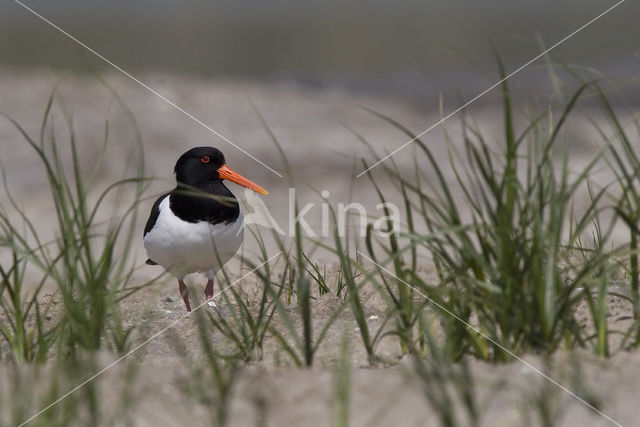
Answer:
143 147 268 311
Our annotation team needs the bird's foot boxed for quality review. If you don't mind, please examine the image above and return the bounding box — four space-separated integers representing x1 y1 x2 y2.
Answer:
178 280 191 312
204 279 214 300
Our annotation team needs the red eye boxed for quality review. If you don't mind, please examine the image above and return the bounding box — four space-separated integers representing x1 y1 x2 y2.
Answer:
201 156 210 164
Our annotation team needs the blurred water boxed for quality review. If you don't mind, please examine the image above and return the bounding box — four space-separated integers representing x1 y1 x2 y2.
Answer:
1 0 637 83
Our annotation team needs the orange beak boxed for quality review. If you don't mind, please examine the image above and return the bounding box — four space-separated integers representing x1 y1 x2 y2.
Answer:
217 164 268 195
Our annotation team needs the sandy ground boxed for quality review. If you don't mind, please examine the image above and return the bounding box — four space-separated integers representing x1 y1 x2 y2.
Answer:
3 272 638 427
1 70 640 426
118 271 639 427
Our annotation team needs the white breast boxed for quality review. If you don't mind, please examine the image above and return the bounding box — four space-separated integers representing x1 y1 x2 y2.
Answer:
144 196 244 279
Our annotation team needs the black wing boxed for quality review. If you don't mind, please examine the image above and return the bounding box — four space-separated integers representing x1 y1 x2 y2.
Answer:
143 194 168 266
143 194 168 237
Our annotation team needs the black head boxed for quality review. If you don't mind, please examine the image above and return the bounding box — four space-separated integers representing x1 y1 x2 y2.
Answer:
170 146 238 225
174 146 226 187
167 146 267 225
173 146 268 195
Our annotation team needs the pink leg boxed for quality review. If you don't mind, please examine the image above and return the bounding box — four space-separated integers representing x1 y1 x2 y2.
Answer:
205 279 214 300
178 279 191 312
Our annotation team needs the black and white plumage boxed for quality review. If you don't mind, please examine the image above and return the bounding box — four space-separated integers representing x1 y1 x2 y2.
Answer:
143 147 268 311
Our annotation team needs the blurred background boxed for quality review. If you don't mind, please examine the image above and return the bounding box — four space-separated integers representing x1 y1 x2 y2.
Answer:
1 0 638 105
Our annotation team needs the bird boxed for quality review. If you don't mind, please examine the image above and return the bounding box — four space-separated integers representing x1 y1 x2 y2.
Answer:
143 146 268 311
